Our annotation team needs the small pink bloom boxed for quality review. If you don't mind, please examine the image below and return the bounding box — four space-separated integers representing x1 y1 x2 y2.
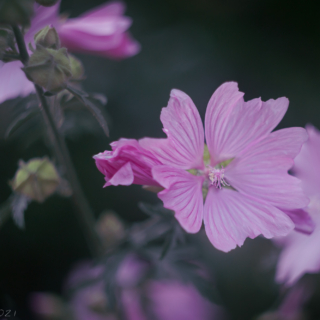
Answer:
58 1 140 59
96 82 310 252
0 1 140 104
276 125 320 286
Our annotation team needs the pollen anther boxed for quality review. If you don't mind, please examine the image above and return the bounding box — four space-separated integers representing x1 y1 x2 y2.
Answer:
207 166 229 189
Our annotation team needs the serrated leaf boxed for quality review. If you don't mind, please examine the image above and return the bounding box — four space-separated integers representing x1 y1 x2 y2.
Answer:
66 85 109 137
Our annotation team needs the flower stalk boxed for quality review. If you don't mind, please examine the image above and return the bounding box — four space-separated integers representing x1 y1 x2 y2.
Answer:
12 24 103 258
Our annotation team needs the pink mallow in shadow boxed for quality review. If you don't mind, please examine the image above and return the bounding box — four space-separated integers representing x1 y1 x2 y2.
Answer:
94 82 312 252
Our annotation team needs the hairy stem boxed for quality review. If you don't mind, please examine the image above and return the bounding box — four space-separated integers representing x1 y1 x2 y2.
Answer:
13 25 103 257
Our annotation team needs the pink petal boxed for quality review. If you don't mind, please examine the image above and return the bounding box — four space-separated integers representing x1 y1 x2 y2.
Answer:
107 162 133 186
276 224 320 285
58 1 139 59
147 281 223 320
292 125 320 197
140 89 204 170
152 166 204 233
0 61 35 104
283 209 315 235
204 187 294 252
94 139 162 187
205 82 289 166
225 127 309 210
100 32 141 59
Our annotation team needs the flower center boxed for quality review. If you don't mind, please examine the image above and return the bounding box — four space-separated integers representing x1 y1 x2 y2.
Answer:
207 166 229 189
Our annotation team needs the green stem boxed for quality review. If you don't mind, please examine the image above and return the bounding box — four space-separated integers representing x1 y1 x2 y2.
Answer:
13 25 103 258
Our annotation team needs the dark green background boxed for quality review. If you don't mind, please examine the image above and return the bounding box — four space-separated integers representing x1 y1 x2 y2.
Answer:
1 0 320 318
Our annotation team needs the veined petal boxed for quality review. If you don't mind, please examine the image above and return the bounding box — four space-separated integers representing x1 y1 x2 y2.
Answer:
205 82 289 166
153 166 204 233
204 187 294 252
94 139 162 187
140 89 204 170
225 127 309 210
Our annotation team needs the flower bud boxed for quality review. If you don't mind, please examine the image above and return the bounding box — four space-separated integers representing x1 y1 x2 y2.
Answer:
22 47 72 92
10 158 60 203
0 0 34 25
35 0 59 7
34 26 60 50
69 54 84 80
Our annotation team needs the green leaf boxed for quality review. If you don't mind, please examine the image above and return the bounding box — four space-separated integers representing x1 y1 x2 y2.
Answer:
66 85 109 137
5 108 40 138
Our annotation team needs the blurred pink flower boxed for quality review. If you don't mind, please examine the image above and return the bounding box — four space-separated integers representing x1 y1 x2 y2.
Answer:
0 1 140 104
257 281 313 320
30 254 225 320
95 82 309 252
276 125 320 286
58 1 140 59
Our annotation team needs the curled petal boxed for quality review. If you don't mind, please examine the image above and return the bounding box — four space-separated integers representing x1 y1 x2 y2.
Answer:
204 187 294 252
225 127 309 210
94 139 162 187
140 89 204 170
107 162 133 186
283 209 315 235
205 82 289 166
153 165 204 233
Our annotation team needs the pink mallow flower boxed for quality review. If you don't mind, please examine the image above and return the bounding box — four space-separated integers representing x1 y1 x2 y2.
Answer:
276 125 320 286
0 1 140 104
95 82 312 252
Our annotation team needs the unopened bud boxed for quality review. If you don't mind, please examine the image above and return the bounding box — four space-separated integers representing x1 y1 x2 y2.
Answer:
35 0 59 7
22 47 72 92
0 0 34 25
34 26 60 50
10 158 60 202
69 54 84 80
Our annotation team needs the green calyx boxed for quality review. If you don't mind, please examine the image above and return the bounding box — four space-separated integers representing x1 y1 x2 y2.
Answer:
22 47 72 92
10 157 60 203
34 26 60 50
